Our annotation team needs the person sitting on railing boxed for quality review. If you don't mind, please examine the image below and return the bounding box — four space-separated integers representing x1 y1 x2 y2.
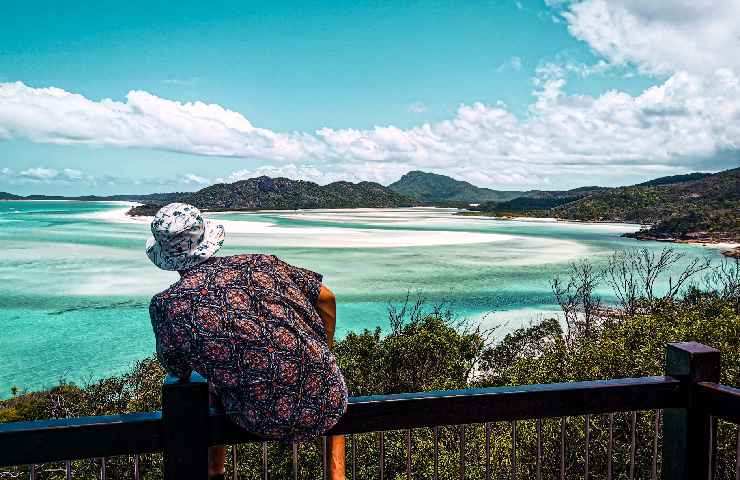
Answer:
145 203 348 480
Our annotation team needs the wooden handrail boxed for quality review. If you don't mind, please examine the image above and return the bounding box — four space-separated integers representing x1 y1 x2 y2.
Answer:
0 342 737 479
210 376 684 445
0 412 162 467
0 375 686 467
695 381 740 424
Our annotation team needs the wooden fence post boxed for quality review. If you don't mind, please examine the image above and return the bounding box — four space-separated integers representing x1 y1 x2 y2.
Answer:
162 372 210 480
662 342 720 480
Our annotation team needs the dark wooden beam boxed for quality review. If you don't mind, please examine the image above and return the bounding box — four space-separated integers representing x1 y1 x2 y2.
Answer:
662 341 721 480
210 376 683 444
695 381 740 424
0 413 162 467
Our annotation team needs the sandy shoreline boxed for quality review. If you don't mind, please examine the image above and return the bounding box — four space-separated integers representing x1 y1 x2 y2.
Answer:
88 204 525 249
79 203 737 255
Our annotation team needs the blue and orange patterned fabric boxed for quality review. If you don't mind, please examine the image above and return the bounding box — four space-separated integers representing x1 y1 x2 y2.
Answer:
149 254 348 442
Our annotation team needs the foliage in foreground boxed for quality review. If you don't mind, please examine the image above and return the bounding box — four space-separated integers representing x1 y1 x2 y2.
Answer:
1 250 739 479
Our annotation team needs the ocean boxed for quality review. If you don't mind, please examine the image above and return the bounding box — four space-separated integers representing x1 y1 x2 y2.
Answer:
0 201 726 397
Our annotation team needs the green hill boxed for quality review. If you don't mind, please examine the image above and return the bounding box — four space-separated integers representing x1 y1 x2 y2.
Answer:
634 172 711 187
388 170 525 204
553 168 740 242
0 192 187 203
128 176 415 215
471 186 607 214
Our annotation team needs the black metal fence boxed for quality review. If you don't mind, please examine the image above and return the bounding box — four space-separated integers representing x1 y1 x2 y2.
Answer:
1 342 738 479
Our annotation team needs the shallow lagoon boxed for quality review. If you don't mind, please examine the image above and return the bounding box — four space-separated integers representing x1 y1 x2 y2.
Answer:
0 201 725 396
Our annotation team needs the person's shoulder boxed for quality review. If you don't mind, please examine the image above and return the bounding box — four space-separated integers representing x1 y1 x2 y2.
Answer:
223 253 278 265
149 288 172 320
150 284 176 303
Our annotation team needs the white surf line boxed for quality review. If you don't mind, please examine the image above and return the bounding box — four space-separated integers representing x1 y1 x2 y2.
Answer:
89 205 518 248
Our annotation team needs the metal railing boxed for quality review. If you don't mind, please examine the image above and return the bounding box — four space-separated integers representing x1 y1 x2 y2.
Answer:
1 342 738 479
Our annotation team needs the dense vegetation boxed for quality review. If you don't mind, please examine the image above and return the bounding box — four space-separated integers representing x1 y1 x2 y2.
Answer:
388 170 526 204
556 168 740 245
464 186 606 216
128 177 416 215
635 172 711 187
5 168 736 247
2 249 739 479
466 168 740 253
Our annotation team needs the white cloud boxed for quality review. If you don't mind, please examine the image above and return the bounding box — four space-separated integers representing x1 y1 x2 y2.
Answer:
217 164 325 184
496 56 523 72
182 173 210 185
0 82 311 161
0 166 215 190
510 56 522 71
162 77 199 86
559 0 740 76
1 166 92 184
408 102 427 114
3 1 740 196
1 166 91 185
19 167 59 180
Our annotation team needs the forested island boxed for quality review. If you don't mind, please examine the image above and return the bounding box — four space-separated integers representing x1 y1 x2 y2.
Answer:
126 176 415 215
462 167 740 257
3 167 738 255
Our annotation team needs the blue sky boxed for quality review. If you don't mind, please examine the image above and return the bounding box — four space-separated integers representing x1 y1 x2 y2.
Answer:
1 0 738 194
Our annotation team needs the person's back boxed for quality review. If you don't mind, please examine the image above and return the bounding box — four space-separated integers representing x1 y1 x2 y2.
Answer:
150 254 347 439
145 203 348 479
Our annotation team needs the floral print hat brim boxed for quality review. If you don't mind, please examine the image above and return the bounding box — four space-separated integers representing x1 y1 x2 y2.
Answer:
145 203 226 271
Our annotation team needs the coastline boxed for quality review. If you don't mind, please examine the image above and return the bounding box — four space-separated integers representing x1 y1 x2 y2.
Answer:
622 230 740 258
100 203 529 249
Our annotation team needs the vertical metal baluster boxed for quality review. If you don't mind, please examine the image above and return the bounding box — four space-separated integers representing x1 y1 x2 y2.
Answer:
292 443 298 480
536 419 542 480
100 457 107 480
351 434 356 480
433 427 439 480
379 431 385 480
29 464 37 480
560 418 566 480
322 437 328 480
630 412 637 480
735 425 739 480
511 421 517 480
65 460 72 480
459 425 466 480
134 454 141 480
708 416 716 480
407 429 412 479
584 415 590 480
651 410 660 480
485 423 491 480
231 446 238 480
263 443 269 480
607 414 614 480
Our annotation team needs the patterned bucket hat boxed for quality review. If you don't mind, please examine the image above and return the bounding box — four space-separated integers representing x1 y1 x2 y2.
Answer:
145 203 225 271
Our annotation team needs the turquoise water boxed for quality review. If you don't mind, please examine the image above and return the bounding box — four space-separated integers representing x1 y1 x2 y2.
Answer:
0 201 724 397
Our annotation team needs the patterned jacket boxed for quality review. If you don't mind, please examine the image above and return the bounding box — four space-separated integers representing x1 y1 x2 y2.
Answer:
149 254 348 441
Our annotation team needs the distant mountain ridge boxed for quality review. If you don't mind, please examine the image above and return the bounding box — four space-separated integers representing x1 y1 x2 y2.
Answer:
127 176 415 215
462 168 739 254
388 170 526 204
634 172 711 187
0 192 185 203
4 168 737 252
